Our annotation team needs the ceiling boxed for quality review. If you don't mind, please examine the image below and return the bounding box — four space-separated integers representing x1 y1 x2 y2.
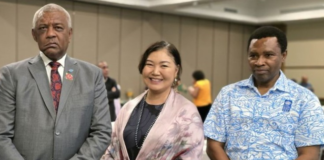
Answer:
74 0 324 24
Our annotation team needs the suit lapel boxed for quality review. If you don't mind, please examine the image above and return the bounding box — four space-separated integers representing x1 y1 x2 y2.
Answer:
56 56 78 122
28 55 56 120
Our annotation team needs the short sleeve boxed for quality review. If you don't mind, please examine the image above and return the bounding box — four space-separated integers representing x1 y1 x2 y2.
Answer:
194 81 200 88
203 88 228 142
295 96 324 147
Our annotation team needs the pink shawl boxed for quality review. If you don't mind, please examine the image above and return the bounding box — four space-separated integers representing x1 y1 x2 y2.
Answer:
101 89 204 160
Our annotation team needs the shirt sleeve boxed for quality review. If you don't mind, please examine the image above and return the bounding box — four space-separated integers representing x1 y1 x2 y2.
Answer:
295 95 324 147
203 88 228 142
193 81 200 88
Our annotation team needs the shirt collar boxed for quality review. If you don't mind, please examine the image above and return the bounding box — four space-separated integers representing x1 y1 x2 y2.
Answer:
40 52 66 68
237 70 290 92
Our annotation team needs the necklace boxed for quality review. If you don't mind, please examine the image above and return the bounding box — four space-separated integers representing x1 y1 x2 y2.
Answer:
134 94 164 149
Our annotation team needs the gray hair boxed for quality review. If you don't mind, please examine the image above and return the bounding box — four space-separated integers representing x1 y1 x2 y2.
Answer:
32 3 72 29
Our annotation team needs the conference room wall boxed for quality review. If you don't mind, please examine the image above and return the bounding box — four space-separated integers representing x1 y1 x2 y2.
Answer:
285 21 324 98
0 0 254 100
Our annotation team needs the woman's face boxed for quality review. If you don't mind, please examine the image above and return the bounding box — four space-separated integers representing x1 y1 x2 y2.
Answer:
142 49 178 94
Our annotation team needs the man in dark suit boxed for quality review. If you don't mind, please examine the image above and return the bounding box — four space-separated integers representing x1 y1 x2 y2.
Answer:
97 61 120 121
0 3 111 160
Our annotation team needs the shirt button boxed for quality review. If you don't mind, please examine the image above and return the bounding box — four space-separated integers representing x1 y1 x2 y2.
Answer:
55 131 60 136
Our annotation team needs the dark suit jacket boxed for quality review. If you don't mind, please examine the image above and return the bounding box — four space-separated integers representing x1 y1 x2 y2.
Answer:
105 77 120 121
105 77 120 102
0 55 111 160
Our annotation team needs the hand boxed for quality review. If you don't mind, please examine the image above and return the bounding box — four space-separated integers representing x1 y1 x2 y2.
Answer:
112 87 116 92
188 86 194 93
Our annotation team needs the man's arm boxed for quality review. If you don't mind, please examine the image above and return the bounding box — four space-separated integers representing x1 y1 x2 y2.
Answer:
207 138 229 160
0 66 24 160
107 79 120 99
70 68 112 160
204 87 229 160
294 92 324 160
296 145 320 160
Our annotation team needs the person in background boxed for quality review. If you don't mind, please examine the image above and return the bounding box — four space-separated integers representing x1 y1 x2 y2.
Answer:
98 61 120 121
101 40 204 160
0 3 111 160
300 76 314 92
188 70 212 122
114 84 122 117
204 26 324 160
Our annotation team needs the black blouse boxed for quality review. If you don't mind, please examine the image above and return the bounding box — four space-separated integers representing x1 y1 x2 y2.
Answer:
123 98 163 160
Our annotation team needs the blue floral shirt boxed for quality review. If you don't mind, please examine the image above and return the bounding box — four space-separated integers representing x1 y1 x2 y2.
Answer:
204 71 324 160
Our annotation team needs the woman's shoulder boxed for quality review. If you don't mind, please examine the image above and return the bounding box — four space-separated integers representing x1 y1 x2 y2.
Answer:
118 93 144 114
174 93 196 109
173 93 203 123
195 79 210 86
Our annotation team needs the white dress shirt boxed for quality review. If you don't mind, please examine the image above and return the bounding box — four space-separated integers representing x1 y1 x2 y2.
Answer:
39 52 66 84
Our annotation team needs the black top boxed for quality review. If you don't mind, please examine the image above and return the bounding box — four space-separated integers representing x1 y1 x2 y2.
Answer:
123 98 163 160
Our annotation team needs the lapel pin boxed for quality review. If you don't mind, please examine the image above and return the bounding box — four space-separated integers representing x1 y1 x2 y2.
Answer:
65 73 73 81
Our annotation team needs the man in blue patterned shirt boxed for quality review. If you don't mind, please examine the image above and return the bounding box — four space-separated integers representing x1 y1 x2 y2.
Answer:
204 26 324 160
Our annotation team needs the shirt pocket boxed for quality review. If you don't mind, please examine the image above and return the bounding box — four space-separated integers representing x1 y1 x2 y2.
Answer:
266 99 299 135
